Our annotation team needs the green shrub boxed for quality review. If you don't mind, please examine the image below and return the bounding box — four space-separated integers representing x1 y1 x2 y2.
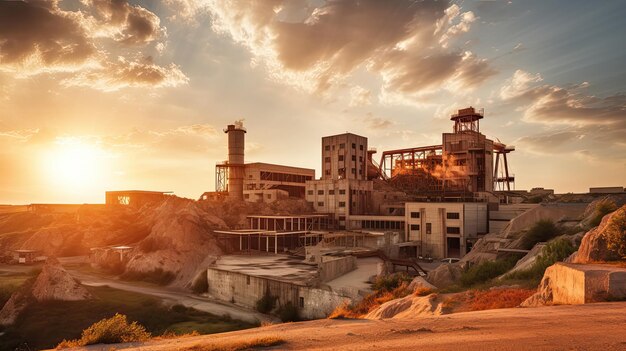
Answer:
56 313 150 348
191 271 208 294
590 200 618 227
508 238 576 283
605 209 626 260
528 196 543 204
277 302 300 322
255 294 276 314
460 256 518 287
521 219 559 249
372 272 412 292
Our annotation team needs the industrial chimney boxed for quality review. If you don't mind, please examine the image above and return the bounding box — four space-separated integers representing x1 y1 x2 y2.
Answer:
224 121 246 201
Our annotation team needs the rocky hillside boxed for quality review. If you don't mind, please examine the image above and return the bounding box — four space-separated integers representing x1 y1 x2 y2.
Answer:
0 258 91 325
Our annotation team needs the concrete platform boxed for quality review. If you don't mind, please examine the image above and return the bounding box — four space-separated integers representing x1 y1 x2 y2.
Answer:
212 255 319 284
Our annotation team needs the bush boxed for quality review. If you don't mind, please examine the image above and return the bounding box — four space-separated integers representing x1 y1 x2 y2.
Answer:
521 219 559 249
604 209 626 260
191 271 208 294
328 281 412 319
460 256 518 287
277 302 300 322
255 294 276 314
56 313 150 348
372 272 412 292
590 200 618 227
465 288 535 311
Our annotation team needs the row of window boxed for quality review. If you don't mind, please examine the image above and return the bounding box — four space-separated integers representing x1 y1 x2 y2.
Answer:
409 223 460 234
409 212 460 219
315 201 353 208
324 143 365 151
307 189 368 195
325 155 364 162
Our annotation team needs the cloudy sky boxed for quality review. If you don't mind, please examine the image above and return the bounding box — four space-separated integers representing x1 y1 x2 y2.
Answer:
0 0 624 204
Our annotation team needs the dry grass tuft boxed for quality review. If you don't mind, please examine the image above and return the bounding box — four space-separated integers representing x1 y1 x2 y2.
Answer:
180 336 286 351
449 288 535 312
328 281 412 319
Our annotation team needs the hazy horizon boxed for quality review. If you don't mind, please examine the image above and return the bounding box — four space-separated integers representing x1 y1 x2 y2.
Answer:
1 0 625 204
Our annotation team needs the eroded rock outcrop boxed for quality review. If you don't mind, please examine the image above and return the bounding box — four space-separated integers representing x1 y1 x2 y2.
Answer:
574 205 626 263
365 293 449 320
0 258 91 325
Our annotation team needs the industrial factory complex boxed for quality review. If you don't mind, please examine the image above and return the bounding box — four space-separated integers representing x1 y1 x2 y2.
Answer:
197 107 517 260
13 108 622 320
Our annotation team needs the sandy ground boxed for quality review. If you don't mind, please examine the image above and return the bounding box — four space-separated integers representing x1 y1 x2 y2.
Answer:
64 302 626 351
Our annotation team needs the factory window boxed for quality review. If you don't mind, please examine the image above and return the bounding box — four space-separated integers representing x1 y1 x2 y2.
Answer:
446 212 460 219
426 223 432 234
339 202 346 207
244 194 250 199
325 145 330 151
325 157 331 162
339 155 344 161
267 194 272 199
351 168 356 174
359 169 363 175
339 216 346 220
359 144 364 150
339 189 346 195
410 212 420 218
329 190 335 195
307 190 313 195
325 170 331 176
339 143 345 149
299 297 304 308
317 190 324 195
246 276 250 285
352 155 356 161
446 227 461 234
410 224 420 231
352 143 356 149
359 156 363 162
318 201 324 207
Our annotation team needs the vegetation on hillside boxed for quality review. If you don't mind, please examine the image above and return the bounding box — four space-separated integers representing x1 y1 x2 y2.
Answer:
604 209 626 260
0 286 254 350
507 238 577 283
57 313 150 348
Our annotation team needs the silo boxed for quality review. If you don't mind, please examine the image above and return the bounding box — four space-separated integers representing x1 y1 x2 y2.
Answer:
224 121 246 201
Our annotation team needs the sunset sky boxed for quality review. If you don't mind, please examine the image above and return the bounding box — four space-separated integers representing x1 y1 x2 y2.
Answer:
1 0 625 204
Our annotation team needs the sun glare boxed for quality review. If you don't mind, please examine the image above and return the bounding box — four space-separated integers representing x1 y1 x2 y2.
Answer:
43 139 105 192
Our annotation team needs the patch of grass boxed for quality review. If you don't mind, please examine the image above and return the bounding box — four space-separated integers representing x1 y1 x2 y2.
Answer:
56 313 150 348
329 277 413 319
372 272 412 292
447 288 535 312
521 219 559 249
460 256 519 287
120 268 176 285
181 336 286 351
0 286 255 350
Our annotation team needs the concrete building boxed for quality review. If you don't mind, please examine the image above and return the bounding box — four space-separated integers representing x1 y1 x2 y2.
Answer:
305 178 373 228
404 202 488 259
243 162 314 198
321 133 368 180
589 186 624 194
105 190 172 207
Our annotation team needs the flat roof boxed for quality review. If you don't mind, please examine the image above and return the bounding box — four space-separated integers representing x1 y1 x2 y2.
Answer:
247 214 329 219
105 190 173 194
322 132 368 139
211 255 319 285
244 162 315 172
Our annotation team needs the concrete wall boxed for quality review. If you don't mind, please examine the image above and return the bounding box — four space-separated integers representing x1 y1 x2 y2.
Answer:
305 178 374 227
321 133 368 180
207 268 351 319
319 255 357 282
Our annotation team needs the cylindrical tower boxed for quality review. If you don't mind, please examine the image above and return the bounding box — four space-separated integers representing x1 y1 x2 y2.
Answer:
224 121 246 201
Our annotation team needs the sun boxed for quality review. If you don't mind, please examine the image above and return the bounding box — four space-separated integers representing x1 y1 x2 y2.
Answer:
43 138 105 192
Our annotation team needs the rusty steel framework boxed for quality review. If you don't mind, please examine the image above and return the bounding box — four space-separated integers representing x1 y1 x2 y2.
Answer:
493 142 515 191
215 162 229 192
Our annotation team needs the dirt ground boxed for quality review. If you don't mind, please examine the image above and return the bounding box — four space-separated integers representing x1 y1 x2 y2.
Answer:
67 302 626 351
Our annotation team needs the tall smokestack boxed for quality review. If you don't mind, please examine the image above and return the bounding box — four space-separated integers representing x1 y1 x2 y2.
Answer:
225 121 246 201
